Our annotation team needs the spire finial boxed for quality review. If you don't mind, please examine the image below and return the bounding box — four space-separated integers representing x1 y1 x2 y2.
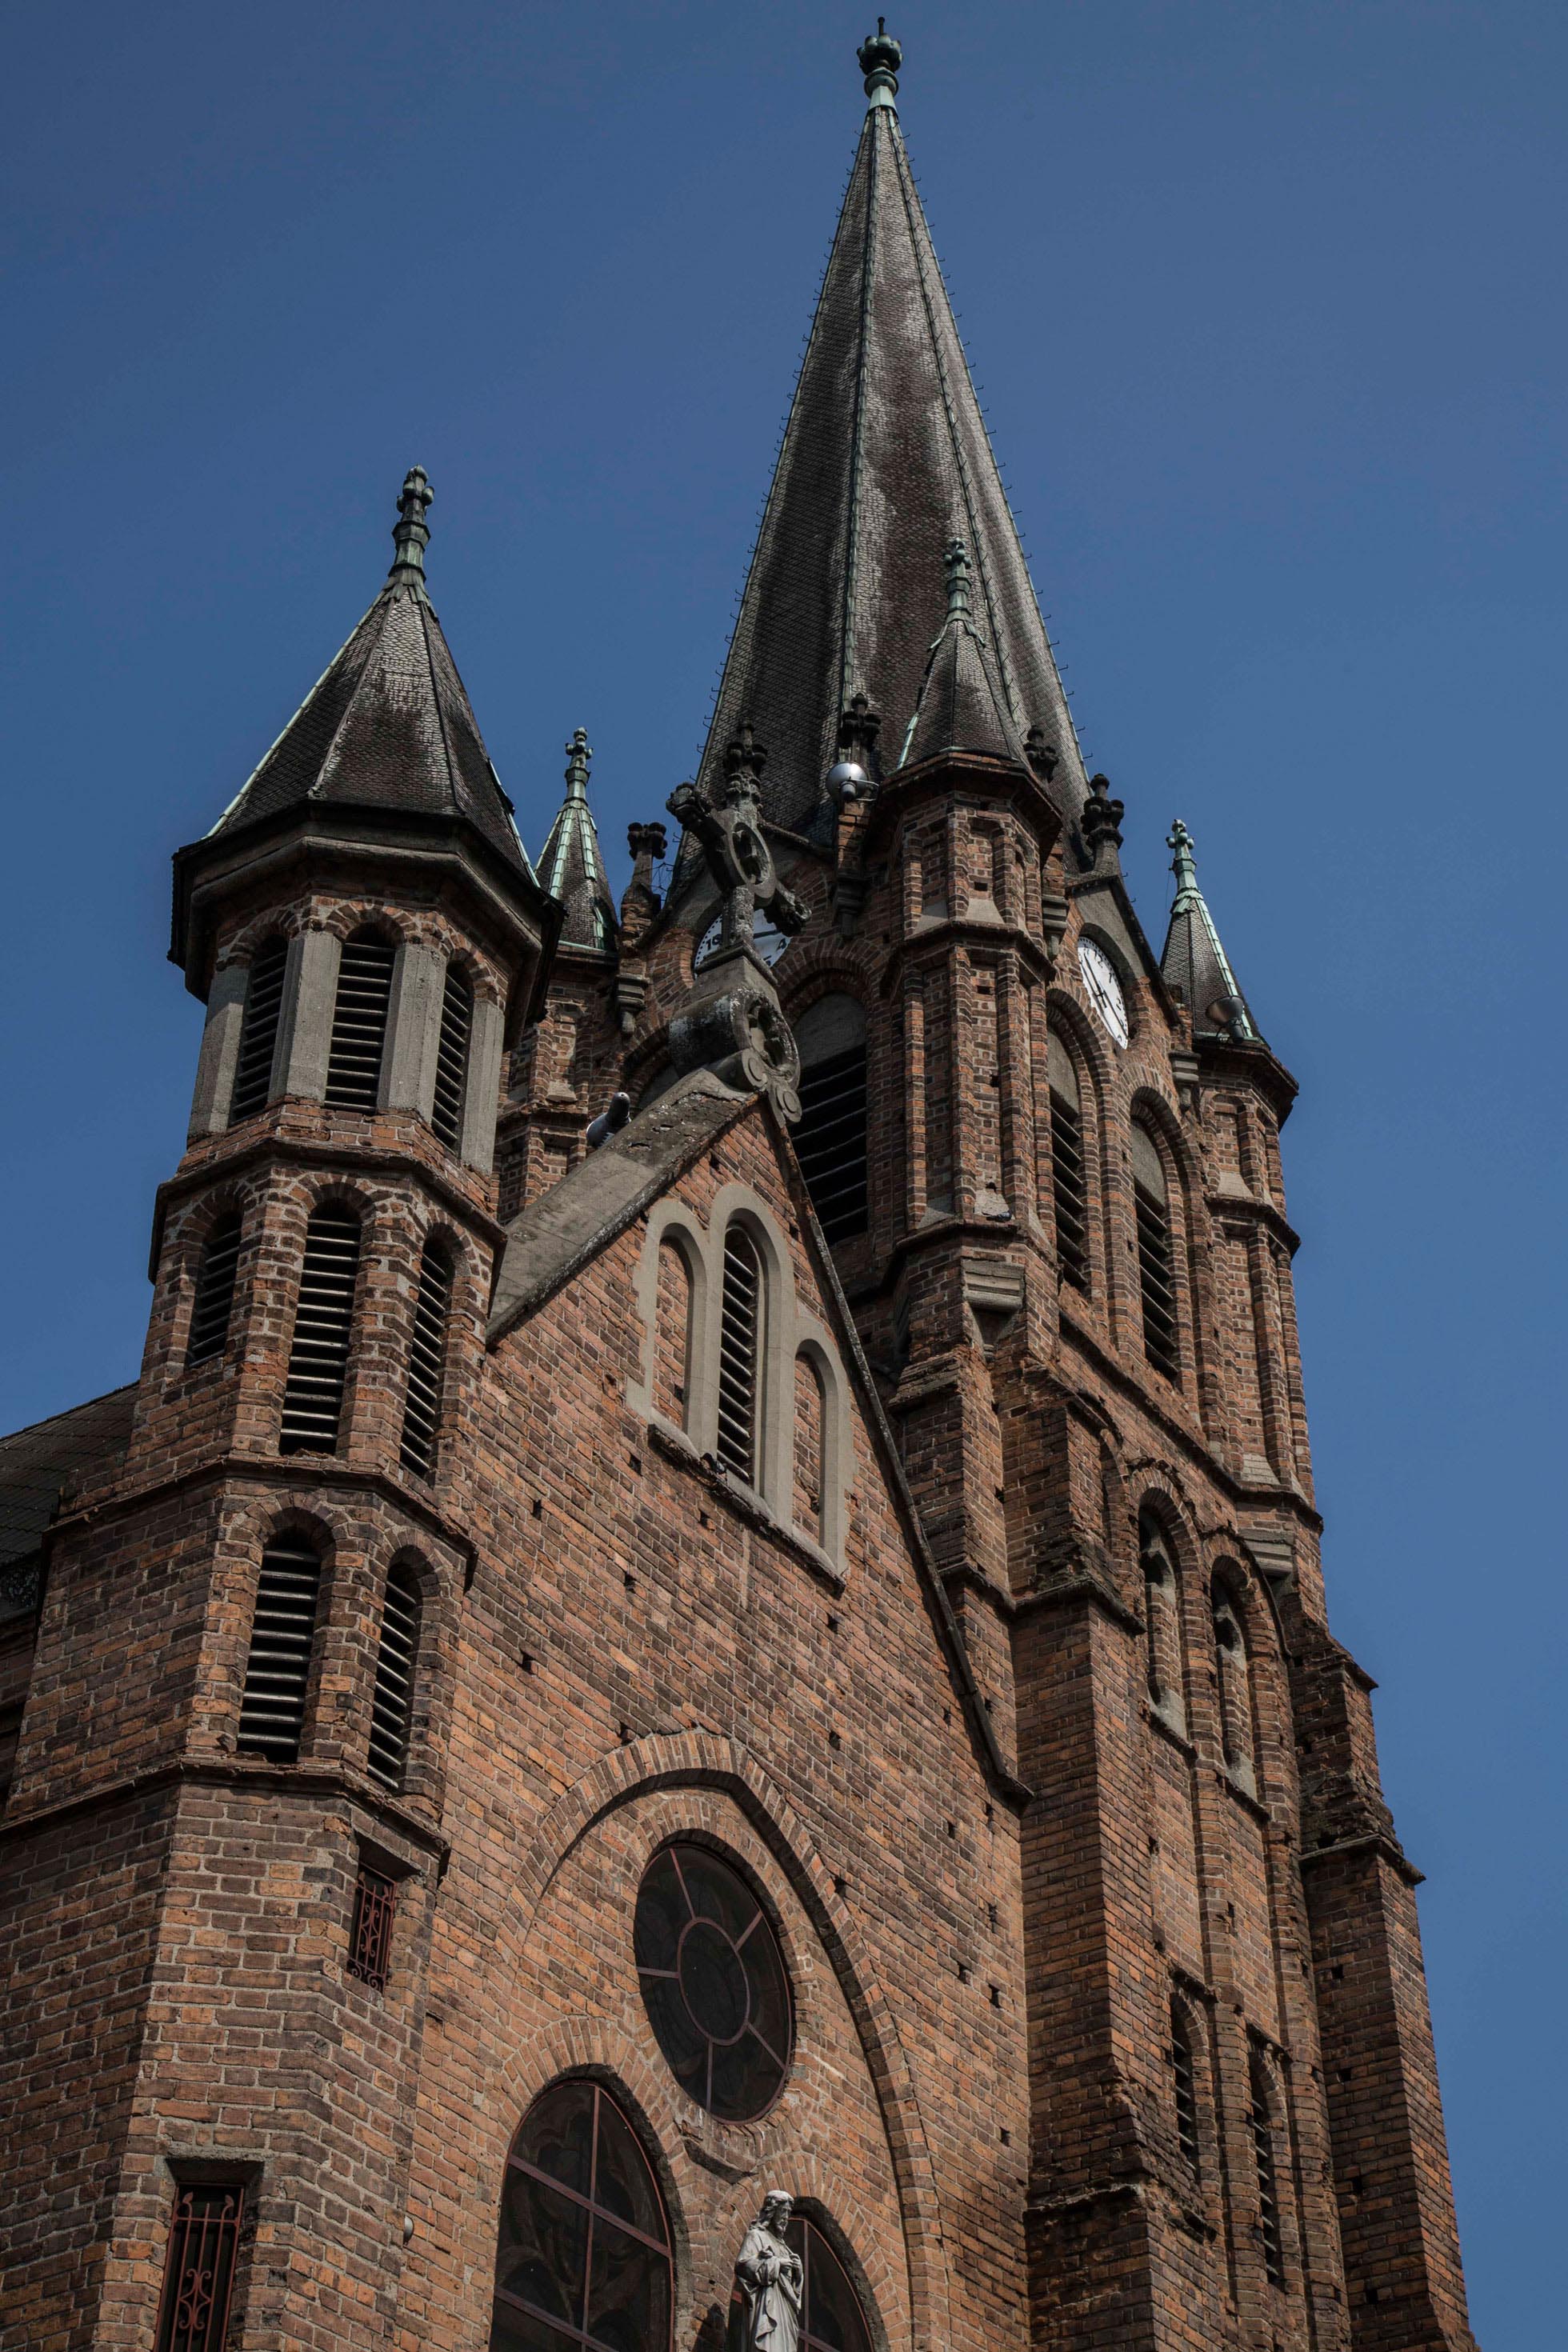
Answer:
1084 771 1126 865
389 466 433 585
858 18 902 110
1167 818 1199 901
943 537 973 620
564 727 593 799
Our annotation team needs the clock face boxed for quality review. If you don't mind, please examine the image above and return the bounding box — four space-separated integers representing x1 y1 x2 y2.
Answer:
1078 938 1129 1048
696 908 792 970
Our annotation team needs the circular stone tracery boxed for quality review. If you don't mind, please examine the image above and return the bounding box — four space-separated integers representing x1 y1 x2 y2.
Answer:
634 1842 793 2121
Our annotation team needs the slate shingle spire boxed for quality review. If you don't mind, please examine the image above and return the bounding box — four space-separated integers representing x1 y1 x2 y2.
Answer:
205 469 531 876
1159 819 1263 1043
538 729 618 952
683 26 1085 881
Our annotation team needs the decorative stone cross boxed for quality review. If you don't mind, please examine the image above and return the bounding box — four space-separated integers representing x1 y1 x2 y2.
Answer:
667 727 807 961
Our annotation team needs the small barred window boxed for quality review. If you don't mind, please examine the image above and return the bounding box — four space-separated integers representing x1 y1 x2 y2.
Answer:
279 1209 362 1454
325 929 396 1111
1131 1122 1178 1382
186 1214 242 1367
154 2181 245 2352
346 1862 398 1991
400 1242 454 1478
367 1562 421 1790
237 1535 322 1762
228 936 288 1124
716 1225 763 1482
430 962 474 1151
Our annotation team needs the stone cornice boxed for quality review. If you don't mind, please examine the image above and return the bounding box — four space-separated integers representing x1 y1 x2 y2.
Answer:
0 1750 450 1863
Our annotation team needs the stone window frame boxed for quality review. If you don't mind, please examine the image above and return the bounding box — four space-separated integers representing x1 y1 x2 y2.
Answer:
629 1186 854 1572
190 910 506 1172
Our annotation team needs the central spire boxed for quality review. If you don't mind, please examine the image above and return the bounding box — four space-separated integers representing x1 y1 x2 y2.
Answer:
683 28 1086 881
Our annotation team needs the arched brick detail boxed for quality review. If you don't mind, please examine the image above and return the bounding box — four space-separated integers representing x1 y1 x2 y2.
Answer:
498 1730 953 2351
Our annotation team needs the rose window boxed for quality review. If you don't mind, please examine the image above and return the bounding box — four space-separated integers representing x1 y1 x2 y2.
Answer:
634 1842 792 2121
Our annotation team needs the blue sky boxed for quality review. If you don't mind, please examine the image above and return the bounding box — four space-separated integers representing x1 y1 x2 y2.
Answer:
4 3 1562 2338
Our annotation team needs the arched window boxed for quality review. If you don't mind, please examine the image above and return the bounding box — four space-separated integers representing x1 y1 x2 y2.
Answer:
1170 2002 1201 2173
228 935 288 1123
1249 2053 1286 2286
793 1351 825 1544
652 1236 693 1429
431 962 474 1151
490 2079 673 2352
279 1206 362 1454
1047 1030 1089 1294
324 928 396 1110
186 1212 242 1367
1131 1122 1179 1381
1140 1511 1185 1730
237 1533 323 1762
399 1238 454 1478
716 1224 763 1483
366 1560 421 1790
792 995 870 1245
1212 1579 1256 1788
727 2215 874 2352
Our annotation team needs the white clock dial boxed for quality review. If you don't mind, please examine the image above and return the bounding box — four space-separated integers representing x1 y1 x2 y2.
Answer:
1078 938 1129 1048
696 908 791 970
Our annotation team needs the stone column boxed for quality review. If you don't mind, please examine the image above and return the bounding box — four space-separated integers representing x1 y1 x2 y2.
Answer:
276 928 342 1102
382 942 446 1118
186 961 249 1140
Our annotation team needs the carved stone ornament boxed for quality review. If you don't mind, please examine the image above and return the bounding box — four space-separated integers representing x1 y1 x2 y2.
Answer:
732 2192 803 2352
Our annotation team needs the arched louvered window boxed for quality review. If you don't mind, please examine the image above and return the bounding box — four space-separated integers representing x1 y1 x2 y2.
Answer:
793 995 870 1246
279 1208 362 1454
1213 1581 1256 1786
1047 1030 1089 1294
716 1224 763 1482
399 1240 454 1478
366 1561 421 1790
237 1534 322 1761
228 935 288 1123
1140 1511 1185 1727
186 1213 242 1366
1170 2005 1201 2172
430 962 474 1151
324 929 396 1110
1131 1122 1179 1382
1250 2054 1286 2286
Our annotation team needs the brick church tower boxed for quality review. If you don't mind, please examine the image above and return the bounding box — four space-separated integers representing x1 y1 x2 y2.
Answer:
0 28 1476 2352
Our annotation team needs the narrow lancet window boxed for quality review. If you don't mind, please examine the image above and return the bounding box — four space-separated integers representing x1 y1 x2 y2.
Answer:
717 1224 763 1482
399 1240 454 1478
1131 1122 1179 1381
228 935 288 1123
279 1208 362 1454
1250 2056 1286 2286
430 962 474 1150
186 1213 242 1366
366 1561 421 1790
1048 1031 1089 1293
324 928 396 1111
1171 2005 1201 2171
237 1534 323 1762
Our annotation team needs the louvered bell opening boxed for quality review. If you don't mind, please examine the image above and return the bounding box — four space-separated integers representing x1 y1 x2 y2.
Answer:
1250 2077 1286 2285
399 1246 454 1478
186 1214 242 1366
1050 1090 1090 1293
324 933 396 1111
236 1538 322 1761
716 1226 762 1482
366 1566 421 1790
279 1212 362 1454
794 1045 870 1245
430 966 473 1152
1134 1183 1179 1381
228 938 288 1123
1172 2018 1201 2171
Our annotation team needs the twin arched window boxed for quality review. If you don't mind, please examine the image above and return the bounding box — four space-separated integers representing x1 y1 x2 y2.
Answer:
236 1534 422 1790
274 1207 454 1470
490 2079 874 2352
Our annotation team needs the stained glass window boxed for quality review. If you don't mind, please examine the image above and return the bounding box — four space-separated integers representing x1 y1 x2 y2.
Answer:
634 1842 792 2122
491 2081 672 2352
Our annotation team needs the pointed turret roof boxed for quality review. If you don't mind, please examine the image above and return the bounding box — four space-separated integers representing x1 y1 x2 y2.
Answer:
898 539 1032 772
206 470 530 875
683 26 1085 878
1160 820 1264 1044
538 729 617 951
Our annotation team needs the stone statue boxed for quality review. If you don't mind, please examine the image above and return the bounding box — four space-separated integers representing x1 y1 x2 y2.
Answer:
733 2191 803 2352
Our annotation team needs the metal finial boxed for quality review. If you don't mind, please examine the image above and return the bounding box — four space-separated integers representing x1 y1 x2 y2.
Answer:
943 537 972 619
858 17 902 110
390 466 433 581
563 728 593 798
1167 818 1199 898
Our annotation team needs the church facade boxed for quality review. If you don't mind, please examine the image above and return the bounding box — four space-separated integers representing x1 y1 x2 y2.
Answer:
0 30 1477 2352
